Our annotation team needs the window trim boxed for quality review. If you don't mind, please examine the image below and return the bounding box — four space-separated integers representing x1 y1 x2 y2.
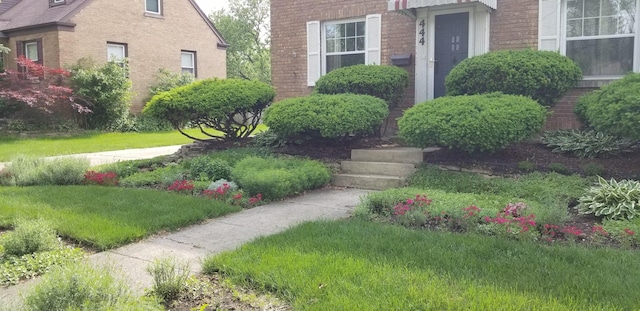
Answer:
106 42 128 65
559 0 640 79
145 0 162 15
321 17 367 75
181 50 197 77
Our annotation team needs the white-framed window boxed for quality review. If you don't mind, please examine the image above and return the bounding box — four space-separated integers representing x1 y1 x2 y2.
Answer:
307 14 381 86
564 0 637 77
323 19 366 74
181 51 196 76
24 41 39 62
106 42 127 67
145 0 161 14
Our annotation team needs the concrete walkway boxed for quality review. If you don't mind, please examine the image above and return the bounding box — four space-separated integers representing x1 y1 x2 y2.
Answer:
0 145 371 306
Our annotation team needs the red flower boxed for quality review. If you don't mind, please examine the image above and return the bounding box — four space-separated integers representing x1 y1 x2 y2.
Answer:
624 228 635 236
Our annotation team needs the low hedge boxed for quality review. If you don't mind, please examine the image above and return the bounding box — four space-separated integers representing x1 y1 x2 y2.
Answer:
445 49 582 107
231 157 331 201
398 93 547 153
314 64 409 108
263 94 388 140
575 72 640 141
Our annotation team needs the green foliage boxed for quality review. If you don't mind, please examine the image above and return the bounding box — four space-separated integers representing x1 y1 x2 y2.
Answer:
119 165 185 188
146 257 191 302
582 163 605 177
263 94 389 141
314 65 409 108
548 163 570 175
23 263 163 311
149 68 195 97
144 78 275 142
542 130 636 158
187 157 232 181
93 156 168 179
205 220 640 310
445 49 582 107
1 218 59 257
209 0 271 84
122 114 174 133
231 156 331 201
517 161 536 173
577 177 640 220
1 155 89 186
398 93 547 152
70 61 132 130
602 218 640 247
575 72 640 141
0 248 83 287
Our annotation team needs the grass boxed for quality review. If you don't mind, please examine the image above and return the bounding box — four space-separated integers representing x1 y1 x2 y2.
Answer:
0 186 242 250
205 220 640 310
0 125 267 161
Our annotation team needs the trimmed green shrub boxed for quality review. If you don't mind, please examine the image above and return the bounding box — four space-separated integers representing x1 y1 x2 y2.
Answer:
542 130 636 158
575 72 640 141
263 94 389 140
1 218 59 257
1 156 89 186
144 78 275 142
398 93 547 152
445 49 582 107
70 61 132 130
314 64 409 108
23 263 163 311
187 156 232 182
577 177 640 220
231 157 331 201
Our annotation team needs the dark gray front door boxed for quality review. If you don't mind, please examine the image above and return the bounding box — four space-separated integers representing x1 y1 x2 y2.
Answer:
433 12 469 98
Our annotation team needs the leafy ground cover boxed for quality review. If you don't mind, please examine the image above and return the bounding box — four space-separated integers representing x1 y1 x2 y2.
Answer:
0 126 267 161
0 186 241 250
204 220 640 310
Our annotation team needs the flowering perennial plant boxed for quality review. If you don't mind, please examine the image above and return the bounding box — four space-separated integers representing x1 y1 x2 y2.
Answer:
202 182 263 208
84 171 118 186
503 202 529 217
391 194 433 227
167 179 194 194
482 204 537 240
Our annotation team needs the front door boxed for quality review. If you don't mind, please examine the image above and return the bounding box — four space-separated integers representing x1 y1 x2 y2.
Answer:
433 12 469 98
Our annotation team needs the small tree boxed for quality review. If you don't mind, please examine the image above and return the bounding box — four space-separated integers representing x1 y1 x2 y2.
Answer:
0 56 89 115
143 78 275 142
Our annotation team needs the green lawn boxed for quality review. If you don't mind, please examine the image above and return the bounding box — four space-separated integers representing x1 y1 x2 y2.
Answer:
0 126 267 161
0 186 242 250
205 220 640 310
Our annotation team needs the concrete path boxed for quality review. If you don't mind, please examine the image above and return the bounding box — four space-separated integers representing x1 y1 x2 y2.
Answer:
0 145 182 170
0 145 371 306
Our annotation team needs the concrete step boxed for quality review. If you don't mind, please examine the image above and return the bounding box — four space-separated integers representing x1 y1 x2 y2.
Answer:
332 173 405 190
350 148 426 164
341 161 416 177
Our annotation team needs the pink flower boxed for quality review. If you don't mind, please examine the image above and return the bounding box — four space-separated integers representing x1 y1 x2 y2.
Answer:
624 228 635 236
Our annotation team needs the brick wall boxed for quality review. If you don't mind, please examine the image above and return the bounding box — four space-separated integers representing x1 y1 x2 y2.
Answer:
5 28 61 69
489 0 538 50
60 0 227 112
545 88 594 130
271 0 416 123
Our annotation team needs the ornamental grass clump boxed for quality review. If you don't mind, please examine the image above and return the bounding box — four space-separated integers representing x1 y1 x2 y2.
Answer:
1 218 60 257
577 177 640 220
1 155 89 186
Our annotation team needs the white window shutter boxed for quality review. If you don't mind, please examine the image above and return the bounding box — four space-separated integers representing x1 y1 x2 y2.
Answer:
538 0 560 51
365 14 381 65
307 21 321 86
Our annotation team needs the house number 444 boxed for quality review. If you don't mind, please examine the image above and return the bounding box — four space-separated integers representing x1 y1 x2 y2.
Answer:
419 19 425 45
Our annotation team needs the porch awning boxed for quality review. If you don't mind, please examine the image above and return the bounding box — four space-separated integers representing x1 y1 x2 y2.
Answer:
388 0 497 11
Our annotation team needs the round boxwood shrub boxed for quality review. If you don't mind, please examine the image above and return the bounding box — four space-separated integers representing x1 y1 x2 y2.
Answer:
263 93 389 140
314 64 409 108
143 78 275 142
574 73 640 141
445 50 582 107
398 93 547 153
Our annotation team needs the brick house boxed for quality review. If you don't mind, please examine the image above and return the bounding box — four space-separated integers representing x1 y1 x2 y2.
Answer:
0 0 228 112
272 0 637 130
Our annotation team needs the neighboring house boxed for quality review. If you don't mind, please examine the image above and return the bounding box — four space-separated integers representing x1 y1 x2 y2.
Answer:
272 0 636 130
0 0 228 112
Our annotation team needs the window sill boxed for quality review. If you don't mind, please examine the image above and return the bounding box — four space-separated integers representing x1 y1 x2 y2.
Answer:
144 12 164 19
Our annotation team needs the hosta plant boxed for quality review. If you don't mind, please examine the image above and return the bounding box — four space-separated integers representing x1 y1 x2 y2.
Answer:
577 177 640 220
542 130 636 158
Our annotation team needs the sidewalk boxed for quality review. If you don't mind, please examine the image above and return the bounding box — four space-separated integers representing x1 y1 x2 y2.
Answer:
0 146 371 306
